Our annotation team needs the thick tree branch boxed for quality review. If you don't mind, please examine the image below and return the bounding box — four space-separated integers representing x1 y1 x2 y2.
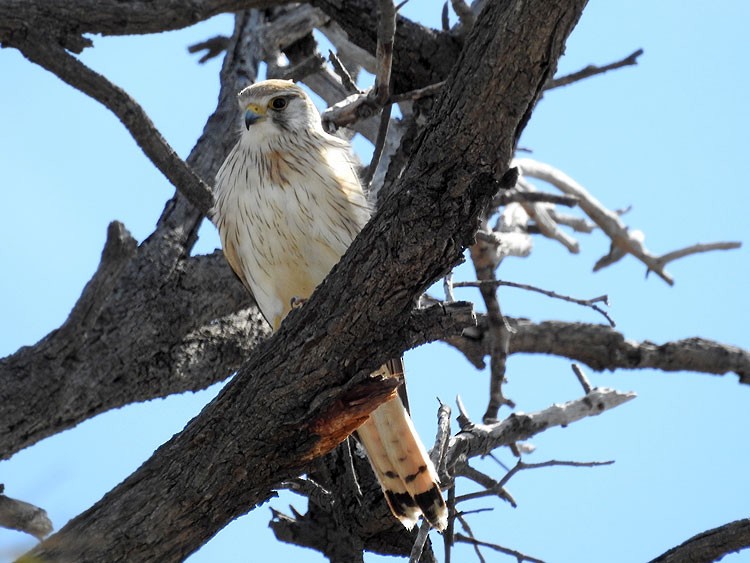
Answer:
0 10 268 460
0 0 279 45
24 1 586 559
650 518 750 563
445 317 750 383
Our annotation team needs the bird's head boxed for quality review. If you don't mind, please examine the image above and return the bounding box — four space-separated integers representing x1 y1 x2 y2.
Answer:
236 80 322 143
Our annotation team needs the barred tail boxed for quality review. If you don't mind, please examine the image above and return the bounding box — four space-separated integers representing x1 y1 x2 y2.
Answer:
356 370 448 531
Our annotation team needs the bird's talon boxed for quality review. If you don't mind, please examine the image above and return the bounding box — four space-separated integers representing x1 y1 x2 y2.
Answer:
290 296 307 309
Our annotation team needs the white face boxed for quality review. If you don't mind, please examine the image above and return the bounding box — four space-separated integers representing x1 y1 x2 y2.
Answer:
237 82 322 144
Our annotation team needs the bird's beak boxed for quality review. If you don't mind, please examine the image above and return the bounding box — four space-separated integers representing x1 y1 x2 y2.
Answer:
244 104 265 129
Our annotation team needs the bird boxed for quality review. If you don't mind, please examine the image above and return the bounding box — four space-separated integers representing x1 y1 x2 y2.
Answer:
211 79 447 531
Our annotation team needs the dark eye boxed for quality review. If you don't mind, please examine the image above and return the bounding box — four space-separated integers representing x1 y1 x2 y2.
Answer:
270 97 287 110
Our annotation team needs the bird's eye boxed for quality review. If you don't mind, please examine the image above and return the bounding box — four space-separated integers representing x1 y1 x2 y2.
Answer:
270 97 287 110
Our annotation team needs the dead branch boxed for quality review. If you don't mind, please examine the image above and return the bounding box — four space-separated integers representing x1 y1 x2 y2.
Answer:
444 317 750 383
649 518 750 563
446 388 636 470
453 279 615 327
0 486 53 540
546 48 644 90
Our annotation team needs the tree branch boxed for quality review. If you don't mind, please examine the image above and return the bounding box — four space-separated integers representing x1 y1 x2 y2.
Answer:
23 1 587 559
545 48 644 90
444 317 750 383
0 485 53 540
650 518 750 563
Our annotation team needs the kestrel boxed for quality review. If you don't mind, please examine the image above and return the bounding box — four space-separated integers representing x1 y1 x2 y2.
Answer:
212 79 447 531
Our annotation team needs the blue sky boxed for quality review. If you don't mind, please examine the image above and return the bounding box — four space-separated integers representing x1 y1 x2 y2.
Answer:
1 2 749 562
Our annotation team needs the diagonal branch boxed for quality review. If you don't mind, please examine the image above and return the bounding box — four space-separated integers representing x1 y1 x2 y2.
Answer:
9 33 215 215
545 48 644 90
650 518 750 563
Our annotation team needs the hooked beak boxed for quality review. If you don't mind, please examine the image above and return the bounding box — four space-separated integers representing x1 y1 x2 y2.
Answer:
244 103 265 129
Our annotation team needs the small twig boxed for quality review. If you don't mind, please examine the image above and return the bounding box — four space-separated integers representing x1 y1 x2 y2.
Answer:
431 399 453 478
469 242 515 422
444 272 456 303
187 35 229 64
454 534 545 563
444 485 456 563
456 464 516 507
389 81 446 104
364 102 392 186
279 477 334 509
455 395 474 431
655 242 742 268
545 48 644 90
454 279 615 328
409 519 432 563
328 49 361 94
571 363 593 394
446 389 636 469
515 158 679 284
456 513 486 563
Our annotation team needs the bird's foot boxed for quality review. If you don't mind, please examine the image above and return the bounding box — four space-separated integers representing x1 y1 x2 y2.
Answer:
290 296 307 309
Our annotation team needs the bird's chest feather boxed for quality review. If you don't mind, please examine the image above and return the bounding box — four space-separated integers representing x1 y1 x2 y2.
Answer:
215 144 368 328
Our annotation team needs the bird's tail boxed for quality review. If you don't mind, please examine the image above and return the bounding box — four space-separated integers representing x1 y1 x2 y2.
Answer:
356 361 448 531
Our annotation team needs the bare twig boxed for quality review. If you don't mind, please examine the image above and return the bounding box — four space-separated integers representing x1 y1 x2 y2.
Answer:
187 35 229 63
469 239 515 423
390 81 447 104
364 102 393 186
546 48 644 90
453 279 615 328
455 464 516 507
444 485 456 563
455 395 474 431
516 157 714 284
328 49 361 94
279 477 334 509
444 272 456 303
516 177 579 252
454 534 545 563
12 33 214 215
446 388 636 468
456 513 486 563
409 520 432 563
571 363 593 394
431 400 453 477
654 242 742 269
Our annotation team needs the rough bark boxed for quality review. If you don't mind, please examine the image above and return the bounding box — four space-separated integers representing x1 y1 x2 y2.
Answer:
21 0 588 560
446 316 750 382
650 518 750 563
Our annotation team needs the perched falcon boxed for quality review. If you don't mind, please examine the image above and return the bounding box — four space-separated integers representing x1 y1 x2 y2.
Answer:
212 79 447 531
